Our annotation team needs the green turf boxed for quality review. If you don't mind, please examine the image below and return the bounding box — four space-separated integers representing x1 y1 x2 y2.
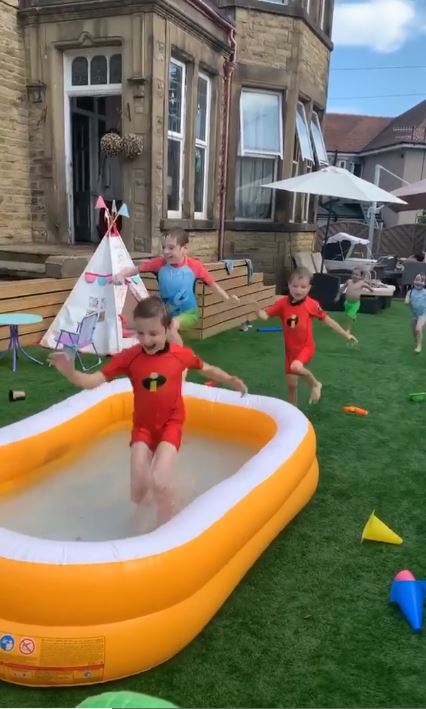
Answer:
0 300 425 708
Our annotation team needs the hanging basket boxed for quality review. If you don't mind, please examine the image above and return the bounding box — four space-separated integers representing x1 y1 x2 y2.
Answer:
122 133 144 160
100 132 124 157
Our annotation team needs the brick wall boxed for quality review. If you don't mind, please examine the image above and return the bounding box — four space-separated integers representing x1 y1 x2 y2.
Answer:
0 0 32 244
188 231 218 261
225 230 315 291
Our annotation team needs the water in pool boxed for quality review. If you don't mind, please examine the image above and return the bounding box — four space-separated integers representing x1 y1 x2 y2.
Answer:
0 429 256 541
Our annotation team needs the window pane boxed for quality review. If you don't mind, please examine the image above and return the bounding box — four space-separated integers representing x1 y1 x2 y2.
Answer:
196 77 208 142
310 112 329 165
295 103 314 162
169 62 183 134
167 138 181 212
241 91 281 154
110 54 122 84
353 163 362 177
71 57 88 86
91 55 108 85
195 146 205 213
75 96 94 111
235 156 275 219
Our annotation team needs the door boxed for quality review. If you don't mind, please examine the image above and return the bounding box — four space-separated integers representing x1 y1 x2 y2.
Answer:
72 113 91 243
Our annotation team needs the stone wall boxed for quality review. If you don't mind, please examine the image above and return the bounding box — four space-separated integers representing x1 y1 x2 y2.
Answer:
225 229 316 291
299 22 330 104
236 9 293 69
0 0 32 244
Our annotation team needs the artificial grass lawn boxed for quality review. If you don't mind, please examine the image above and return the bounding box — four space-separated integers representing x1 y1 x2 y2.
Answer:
0 300 425 708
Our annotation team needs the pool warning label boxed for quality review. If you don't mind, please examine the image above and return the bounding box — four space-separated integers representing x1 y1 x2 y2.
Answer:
0 632 105 685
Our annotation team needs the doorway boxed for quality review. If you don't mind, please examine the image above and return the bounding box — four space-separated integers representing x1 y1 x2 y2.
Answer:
70 95 122 243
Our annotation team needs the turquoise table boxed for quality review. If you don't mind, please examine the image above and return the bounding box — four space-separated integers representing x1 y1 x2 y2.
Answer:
0 313 44 372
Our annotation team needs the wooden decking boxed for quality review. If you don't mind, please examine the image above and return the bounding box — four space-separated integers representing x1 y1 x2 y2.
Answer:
0 260 276 349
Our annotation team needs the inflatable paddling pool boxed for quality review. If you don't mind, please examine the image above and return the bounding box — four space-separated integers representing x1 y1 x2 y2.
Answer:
0 380 318 687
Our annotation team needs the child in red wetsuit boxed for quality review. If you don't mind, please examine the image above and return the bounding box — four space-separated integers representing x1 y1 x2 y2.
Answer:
257 267 357 406
50 296 247 525
114 228 239 345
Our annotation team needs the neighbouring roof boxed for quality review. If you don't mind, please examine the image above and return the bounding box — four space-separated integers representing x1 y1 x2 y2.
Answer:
324 113 392 154
325 99 426 155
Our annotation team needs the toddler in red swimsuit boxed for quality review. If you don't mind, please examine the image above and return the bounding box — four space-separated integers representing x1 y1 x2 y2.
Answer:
257 267 357 405
50 296 247 525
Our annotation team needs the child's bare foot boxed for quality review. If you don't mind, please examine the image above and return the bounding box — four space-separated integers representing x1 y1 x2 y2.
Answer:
415 345 422 353
309 381 322 404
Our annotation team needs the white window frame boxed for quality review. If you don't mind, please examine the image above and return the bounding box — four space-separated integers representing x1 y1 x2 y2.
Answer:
194 72 211 220
306 0 311 13
338 159 347 169
63 49 122 243
236 88 282 221
167 58 186 219
64 48 122 94
310 110 329 166
239 88 283 159
320 0 326 30
295 101 314 163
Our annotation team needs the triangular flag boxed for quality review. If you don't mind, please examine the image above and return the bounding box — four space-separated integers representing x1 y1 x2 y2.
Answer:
118 202 130 218
112 200 117 215
95 195 107 210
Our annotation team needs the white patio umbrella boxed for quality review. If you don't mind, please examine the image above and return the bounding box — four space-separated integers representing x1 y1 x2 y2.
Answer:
263 166 407 267
262 166 407 205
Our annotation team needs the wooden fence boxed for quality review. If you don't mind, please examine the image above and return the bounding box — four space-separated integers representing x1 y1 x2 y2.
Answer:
0 260 276 349
316 221 426 258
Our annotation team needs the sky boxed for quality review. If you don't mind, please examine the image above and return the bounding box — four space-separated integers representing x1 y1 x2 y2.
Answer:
328 0 426 117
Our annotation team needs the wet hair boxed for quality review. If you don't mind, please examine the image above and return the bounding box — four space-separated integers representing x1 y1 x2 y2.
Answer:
133 296 172 327
414 273 426 284
352 267 363 276
289 267 312 284
165 227 189 247
414 252 425 262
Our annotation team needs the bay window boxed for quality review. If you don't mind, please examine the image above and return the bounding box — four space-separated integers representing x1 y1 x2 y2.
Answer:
310 110 329 166
235 89 283 220
194 73 211 218
167 59 186 217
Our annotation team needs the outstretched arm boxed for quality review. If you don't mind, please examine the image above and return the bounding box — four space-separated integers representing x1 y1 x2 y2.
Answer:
209 281 239 303
323 315 358 342
49 352 106 389
200 361 247 396
257 309 269 321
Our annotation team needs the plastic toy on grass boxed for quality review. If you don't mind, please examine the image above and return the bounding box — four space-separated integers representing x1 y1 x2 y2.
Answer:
361 510 403 545
390 570 426 632
77 691 178 708
257 327 283 333
409 392 426 402
343 405 368 416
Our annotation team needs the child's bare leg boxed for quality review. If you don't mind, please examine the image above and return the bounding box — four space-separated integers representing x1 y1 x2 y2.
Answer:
130 442 153 504
286 373 299 406
345 317 354 334
151 441 178 524
415 315 426 352
290 360 322 404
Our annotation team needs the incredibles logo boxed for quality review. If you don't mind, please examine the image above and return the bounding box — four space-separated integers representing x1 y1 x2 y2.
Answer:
286 315 299 328
142 373 167 391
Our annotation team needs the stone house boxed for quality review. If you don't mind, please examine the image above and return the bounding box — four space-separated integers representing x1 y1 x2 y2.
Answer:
324 101 426 229
1 0 333 284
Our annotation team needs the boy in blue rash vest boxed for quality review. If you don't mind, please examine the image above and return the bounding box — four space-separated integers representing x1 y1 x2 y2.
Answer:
114 228 239 345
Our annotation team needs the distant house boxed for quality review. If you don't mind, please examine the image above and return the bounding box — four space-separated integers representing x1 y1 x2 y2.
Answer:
324 100 426 227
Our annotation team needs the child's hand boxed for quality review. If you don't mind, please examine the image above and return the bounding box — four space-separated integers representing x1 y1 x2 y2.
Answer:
112 272 126 285
228 376 248 397
48 351 75 376
230 294 240 303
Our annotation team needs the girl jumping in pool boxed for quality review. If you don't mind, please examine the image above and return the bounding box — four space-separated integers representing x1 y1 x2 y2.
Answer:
50 296 247 525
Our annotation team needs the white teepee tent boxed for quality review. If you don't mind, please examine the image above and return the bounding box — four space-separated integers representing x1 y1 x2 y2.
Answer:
41 200 149 355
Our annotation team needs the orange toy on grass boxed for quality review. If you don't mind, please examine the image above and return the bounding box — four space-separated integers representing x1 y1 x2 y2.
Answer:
343 405 368 416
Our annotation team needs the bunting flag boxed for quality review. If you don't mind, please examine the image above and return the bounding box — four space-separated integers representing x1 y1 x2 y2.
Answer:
118 202 130 218
95 195 107 210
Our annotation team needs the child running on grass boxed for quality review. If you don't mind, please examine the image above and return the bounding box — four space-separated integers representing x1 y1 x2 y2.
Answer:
114 228 239 346
340 268 375 333
257 267 357 406
405 272 426 353
49 296 247 525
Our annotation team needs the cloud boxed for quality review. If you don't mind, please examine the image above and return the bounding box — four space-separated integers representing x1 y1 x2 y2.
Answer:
332 0 417 53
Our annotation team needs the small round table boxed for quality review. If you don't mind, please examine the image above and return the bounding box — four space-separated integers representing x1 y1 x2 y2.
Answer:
0 313 44 373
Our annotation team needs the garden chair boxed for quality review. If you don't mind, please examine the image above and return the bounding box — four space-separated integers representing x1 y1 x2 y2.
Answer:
55 312 101 371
